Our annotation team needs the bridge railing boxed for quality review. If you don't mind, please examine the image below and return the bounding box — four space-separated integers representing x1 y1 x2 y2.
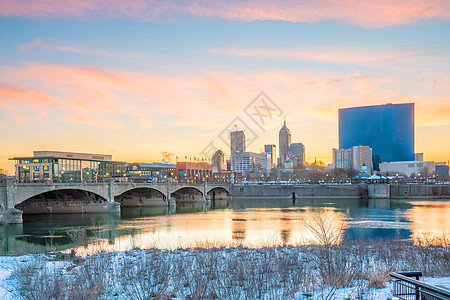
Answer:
390 272 450 300
13 178 228 185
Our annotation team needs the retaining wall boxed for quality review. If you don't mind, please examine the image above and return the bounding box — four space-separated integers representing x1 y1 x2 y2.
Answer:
231 184 450 199
390 184 450 199
232 184 367 199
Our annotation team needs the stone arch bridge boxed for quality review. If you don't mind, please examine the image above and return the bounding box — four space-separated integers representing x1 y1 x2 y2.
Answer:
0 178 230 223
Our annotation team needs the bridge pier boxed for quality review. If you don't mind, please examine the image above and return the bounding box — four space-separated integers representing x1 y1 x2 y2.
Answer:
203 181 211 201
107 179 121 212
166 181 176 206
0 178 23 224
0 209 22 224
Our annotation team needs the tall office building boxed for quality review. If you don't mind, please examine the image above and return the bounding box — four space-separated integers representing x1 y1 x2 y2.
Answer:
289 143 305 167
211 150 225 173
264 144 276 169
278 119 291 167
339 103 414 162
230 130 245 154
332 146 372 173
231 152 267 173
332 148 353 170
352 146 373 174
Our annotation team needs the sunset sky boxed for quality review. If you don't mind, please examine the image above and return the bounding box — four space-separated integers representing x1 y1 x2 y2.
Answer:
1 0 450 173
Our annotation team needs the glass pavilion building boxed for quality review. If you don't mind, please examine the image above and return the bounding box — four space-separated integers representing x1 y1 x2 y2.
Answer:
11 151 127 182
339 103 415 164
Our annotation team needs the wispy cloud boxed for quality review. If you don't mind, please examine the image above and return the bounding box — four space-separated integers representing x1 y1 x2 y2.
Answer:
1 0 449 28
0 86 63 125
0 86 62 106
209 45 439 64
1 63 449 130
18 38 150 58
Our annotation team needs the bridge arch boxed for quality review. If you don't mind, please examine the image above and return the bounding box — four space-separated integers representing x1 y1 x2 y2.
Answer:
171 186 204 203
207 186 230 201
115 187 166 207
15 188 108 214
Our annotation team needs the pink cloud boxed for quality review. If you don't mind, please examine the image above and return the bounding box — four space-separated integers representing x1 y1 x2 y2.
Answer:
1 0 449 28
1 62 450 166
209 46 434 64
18 38 149 58
2 63 450 130
0 86 62 106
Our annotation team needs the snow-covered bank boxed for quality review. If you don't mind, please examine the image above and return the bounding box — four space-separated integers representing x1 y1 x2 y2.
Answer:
0 241 449 299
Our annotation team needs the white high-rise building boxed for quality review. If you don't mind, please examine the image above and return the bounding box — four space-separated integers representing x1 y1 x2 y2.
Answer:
352 146 372 174
332 148 353 170
231 152 267 173
332 146 373 173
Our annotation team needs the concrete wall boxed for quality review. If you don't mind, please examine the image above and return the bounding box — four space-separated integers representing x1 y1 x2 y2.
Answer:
232 184 450 199
232 184 367 199
390 184 450 199
0 183 5 210
368 184 390 199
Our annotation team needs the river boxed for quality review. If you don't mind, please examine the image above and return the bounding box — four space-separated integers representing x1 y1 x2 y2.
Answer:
1 198 449 255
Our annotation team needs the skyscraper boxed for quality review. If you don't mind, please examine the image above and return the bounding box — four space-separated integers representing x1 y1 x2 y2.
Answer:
231 152 267 173
332 146 373 174
332 148 353 170
352 146 373 174
289 143 305 167
211 150 225 173
264 144 276 169
339 103 414 163
278 118 291 167
230 130 245 154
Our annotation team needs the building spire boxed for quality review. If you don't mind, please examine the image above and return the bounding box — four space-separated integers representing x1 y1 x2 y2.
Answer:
283 115 286 126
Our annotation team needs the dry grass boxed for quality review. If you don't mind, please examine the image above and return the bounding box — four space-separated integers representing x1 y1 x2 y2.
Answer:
10 237 450 300
10 209 450 299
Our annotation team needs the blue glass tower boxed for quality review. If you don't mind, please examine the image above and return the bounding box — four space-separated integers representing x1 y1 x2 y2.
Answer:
339 103 414 163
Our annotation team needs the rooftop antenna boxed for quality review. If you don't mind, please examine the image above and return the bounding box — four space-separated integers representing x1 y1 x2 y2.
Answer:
284 115 286 126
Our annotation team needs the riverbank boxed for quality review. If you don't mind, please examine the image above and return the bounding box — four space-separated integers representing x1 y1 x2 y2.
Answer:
1 237 449 299
231 183 450 200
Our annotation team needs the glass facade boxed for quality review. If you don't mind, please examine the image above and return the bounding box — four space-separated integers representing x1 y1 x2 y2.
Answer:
14 157 126 182
339 103 414 163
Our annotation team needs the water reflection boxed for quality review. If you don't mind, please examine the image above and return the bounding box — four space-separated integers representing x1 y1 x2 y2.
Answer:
1 198 450 255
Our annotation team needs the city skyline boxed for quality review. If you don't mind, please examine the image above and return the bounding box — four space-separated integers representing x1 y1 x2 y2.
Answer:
1 1 450 173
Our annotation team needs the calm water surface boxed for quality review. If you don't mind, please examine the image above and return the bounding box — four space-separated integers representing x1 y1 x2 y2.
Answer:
1 198 449 255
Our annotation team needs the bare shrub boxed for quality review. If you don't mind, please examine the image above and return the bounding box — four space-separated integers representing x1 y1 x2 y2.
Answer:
12 258 66 300
366 267 392 289
120 250 171 299
9 236 450 300
66 228 87 245
129 228 142 250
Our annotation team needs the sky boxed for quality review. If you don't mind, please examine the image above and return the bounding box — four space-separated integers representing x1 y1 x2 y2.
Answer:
1 0 450 173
